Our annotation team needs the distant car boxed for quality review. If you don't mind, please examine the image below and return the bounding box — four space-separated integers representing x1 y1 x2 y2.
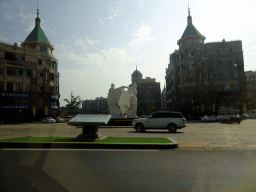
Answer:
55 117 65 123
63 116 74 122
220 115 240 124
242 113 249 119
42 117 56 123
249 110 256 119
132 111 186 133
200 115 217 122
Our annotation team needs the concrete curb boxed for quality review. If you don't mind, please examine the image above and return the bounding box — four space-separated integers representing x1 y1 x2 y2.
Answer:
0 137 178 150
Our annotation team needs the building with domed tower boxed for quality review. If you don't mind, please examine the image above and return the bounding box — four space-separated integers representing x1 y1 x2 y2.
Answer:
165 8 247 117
131 67 161 116
0 9 59 122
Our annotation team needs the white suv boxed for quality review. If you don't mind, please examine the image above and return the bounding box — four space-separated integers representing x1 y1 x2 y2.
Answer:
132 111 186 133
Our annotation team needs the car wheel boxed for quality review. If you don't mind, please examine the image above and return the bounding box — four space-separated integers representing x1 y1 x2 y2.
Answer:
168 124 177 133
135 123 144 132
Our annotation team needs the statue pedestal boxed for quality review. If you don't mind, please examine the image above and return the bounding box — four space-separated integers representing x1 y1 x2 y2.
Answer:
68 114 111 141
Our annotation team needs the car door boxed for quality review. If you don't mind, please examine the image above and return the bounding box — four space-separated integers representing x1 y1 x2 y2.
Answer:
145 113 161 128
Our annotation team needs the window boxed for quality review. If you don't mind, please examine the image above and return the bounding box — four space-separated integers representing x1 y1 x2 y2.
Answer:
7 67 15 76
219 60 230 66
37 58 42 66
25 83 30 92
218 48 229 54
203 73 208 80
50 86 55 94
14 82 23 92
189 62 195 69
189 74 195 81
220 71 231 79
5 51 23 62
221 84 230 91
17 68 23 76
37 71 43 78
48 60 55 68
233 84 239 90
0 68 4 75
233 71 238 78
26 69 31 77
0 81 4 91
213 72 218 79
0 49 5 58
40 46 47 53
202 61 207 67
37 84 43 92
28 45 35 49
7 82 14 91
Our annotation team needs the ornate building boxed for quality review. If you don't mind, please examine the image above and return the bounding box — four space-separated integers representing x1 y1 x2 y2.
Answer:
131 67 161 116
0 9 59 122
165 8 247 117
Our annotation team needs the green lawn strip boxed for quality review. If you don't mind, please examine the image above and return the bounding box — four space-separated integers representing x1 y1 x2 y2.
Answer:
1 136 172 143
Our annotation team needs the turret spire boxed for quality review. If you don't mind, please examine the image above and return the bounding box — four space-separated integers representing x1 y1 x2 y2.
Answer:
35 3 41 27
187 3 192 24
37 3 39 18
188 2 190 16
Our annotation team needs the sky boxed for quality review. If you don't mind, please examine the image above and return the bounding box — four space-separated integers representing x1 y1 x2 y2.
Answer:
1 0 256 107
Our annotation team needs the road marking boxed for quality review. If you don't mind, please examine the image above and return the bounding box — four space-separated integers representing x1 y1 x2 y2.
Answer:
1 148 159 152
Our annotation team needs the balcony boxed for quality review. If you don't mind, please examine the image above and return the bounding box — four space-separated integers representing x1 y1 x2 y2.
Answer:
49 68 55 74
49 81 55 86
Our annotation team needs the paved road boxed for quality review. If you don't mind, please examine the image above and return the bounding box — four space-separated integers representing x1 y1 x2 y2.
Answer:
0 119 256 148
1 149 256 192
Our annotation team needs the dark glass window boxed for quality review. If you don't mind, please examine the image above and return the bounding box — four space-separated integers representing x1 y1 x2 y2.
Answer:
40 46 47 53
0 81 4 91
7 67 15 76
5 51 22 62
37 58 42 66
49 73 54 81
0 68 4 75
37 71 43 78
25 83 30 92
26 69 31 77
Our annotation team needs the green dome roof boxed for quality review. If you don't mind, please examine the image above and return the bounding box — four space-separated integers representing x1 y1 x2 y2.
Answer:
181 11 202 39
181 22 202 38
25 26 51 44
132 67 142 79
24 15 51 45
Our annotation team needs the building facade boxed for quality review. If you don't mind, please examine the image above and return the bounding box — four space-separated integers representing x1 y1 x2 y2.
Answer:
0 10 59 122
245 71 256 100
161 85 167 110
81 97 108 114
165 9 247 117
131 67 161 116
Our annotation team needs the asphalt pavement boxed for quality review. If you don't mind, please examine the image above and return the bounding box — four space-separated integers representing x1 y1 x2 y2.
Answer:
1 149 256 192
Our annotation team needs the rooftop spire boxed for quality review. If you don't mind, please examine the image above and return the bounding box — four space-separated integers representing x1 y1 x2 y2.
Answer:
35 3 41 27
188 2 190 16
37 3 39 18
187 4 192 24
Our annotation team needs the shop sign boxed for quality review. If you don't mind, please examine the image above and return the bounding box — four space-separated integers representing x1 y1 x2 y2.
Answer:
0 105 29 109
0 92 29 98
50 94 58 100
49 105 58 109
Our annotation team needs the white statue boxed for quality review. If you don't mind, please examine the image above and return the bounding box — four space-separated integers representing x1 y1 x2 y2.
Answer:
107 84 137 119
